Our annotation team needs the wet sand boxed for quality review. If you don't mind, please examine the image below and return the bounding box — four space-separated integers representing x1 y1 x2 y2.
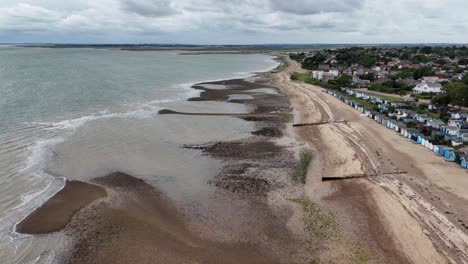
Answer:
16 181 106 234
18 71 311 263
61 172 286 264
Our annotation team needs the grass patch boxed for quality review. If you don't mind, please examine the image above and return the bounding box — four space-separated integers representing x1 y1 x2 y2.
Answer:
352 246 370 264
280 112 294 123
291 72 312 83
291 196 338 240
292 149 312 184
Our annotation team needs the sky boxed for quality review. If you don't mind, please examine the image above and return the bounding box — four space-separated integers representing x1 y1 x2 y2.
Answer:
0 0 467 44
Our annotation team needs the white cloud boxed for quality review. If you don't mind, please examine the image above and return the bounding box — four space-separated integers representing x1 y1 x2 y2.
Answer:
0 0 467 43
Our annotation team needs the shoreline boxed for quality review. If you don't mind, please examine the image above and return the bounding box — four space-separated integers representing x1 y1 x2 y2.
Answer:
12 53 282 230
16 181 107 234
272 55 468 263
16 58 313 263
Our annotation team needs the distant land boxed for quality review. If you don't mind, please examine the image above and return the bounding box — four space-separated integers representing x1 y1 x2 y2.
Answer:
6 43 468 52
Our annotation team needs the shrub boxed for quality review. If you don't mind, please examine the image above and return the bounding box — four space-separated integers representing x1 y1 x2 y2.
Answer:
292 149 312 184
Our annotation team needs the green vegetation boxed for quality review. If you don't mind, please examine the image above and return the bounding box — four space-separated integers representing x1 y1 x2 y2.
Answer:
415 93 434 100
368 82 413 95
291 72 311 83
289 52 306 62
352 247 370 264
302 53 327 69
290 196 338 239
359 72 375 81
335 74 353 87
292 150 312 184
463 73 468 85
413 66 435 80
433 82 468 108
280 113 294 123
290 72 339 89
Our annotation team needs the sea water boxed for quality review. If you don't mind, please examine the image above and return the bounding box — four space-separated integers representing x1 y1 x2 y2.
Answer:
0 47 279 264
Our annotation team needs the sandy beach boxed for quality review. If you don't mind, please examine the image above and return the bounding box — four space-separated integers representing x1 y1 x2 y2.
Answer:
272 55 468 263
15 54 468 264
16 72 314 263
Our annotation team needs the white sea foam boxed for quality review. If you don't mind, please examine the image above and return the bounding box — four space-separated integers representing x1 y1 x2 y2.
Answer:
19 137 64 174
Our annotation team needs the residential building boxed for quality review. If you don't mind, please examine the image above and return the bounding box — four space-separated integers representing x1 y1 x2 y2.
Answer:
412 82 443 94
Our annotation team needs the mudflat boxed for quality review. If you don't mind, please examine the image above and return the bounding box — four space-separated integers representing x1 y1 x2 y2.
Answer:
16 180 106 234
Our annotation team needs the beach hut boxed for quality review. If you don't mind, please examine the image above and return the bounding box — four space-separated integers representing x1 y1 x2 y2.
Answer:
421 137 431 148
381 117 388 126
433 145 442 155
395 122 406 133
434 145 449 156
447 150 461 162
443 147 455 159
417 135 423 144
460 155 468 169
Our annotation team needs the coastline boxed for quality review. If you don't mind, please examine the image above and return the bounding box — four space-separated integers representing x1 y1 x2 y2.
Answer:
272 56 468 263
16 53 468 263
16 58 314 263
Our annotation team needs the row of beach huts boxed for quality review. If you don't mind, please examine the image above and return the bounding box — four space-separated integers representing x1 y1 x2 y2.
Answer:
322 88 468 170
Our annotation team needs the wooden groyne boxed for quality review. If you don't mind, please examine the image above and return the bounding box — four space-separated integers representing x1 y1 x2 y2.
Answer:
293 120 348 127
322 171 408 181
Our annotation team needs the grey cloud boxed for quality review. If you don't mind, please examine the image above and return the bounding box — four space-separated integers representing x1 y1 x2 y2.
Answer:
120 0 177 17
269 0 363 15
0 0 467 44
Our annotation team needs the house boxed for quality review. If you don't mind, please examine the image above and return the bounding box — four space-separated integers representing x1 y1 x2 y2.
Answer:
414 114 430 124
312 68 339 81
452 138 464 147
412 82 443 94
353 76 371 87
312 71 325 80
429 119 445 130
387 61 398 67
450 112 468 121
461 133 468 142
318 64 330 71
458 129 468 138
421 76 440 83
446 126 459 136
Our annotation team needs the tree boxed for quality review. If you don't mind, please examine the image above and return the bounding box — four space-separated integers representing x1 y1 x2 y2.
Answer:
444 82 468 108
462 74 468 85
336 74 352 87
359 72 375 81
432 94 451 106
413 66 435 80
421 46 433 54
289 52 305 62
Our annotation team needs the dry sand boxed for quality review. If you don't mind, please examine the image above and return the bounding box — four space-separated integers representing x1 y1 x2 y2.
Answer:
272 55 468 263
